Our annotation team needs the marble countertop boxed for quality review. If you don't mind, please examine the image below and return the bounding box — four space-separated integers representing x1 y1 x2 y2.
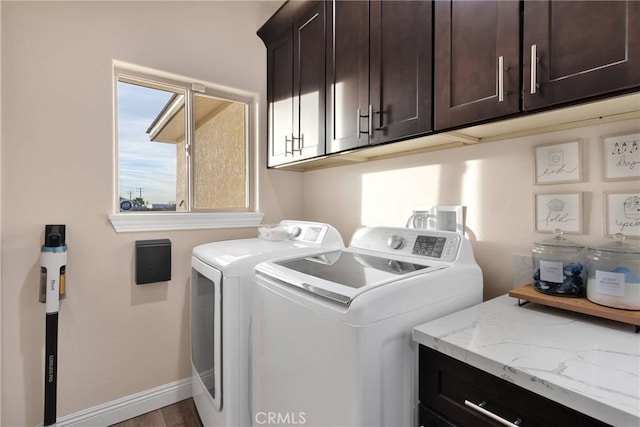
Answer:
412 294 640 426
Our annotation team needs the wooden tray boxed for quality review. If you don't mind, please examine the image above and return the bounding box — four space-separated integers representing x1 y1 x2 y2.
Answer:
509 284 640 331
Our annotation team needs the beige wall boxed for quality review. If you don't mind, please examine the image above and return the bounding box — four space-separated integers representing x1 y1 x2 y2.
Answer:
302 118 640 300
0 2 298 426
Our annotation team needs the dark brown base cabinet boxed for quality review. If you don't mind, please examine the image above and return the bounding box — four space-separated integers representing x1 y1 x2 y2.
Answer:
418 346 609 427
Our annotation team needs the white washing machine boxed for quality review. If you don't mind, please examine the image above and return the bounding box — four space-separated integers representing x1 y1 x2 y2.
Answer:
190 220 344 427
252 226 483 427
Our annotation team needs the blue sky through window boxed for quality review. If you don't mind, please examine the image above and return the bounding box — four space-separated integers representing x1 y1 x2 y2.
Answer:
118 81 177 206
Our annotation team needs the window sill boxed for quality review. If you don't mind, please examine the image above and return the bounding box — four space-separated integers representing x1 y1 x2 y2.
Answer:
108 212 264 233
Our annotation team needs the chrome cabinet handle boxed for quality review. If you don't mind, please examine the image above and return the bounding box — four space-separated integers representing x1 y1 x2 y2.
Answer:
299 133 304 152
530 44 539 95
357 108 362 139
464 400 522 427
373 109 385 131
498 55 505 102
357 108 371 138
284 134 293 156
286 134 303 155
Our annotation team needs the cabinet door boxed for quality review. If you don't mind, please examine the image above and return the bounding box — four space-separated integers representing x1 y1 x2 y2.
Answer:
326 0 370 154
523 0 640 111
369 0 433 144
293 1 326 160
419 403 457 427
434 0 520 130
266 30 294 167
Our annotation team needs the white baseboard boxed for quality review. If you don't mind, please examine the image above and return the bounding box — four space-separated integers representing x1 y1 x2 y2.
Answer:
55 377 192 427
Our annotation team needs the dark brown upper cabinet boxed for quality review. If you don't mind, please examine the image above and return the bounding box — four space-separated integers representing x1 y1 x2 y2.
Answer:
523 1 640 111
258 1 640 170
258 1 326 167
326 0 432 154
434 1 520 130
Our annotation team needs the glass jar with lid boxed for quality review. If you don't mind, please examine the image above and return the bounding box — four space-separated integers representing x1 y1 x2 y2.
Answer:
586 233 640 310
406 209 430 229
532 229 586 297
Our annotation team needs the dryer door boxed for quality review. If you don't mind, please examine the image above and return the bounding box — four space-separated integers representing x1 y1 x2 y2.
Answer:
191 256 222 411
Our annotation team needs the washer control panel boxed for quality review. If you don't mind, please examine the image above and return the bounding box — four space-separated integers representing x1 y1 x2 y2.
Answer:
351 227 462 262
412 235 448 258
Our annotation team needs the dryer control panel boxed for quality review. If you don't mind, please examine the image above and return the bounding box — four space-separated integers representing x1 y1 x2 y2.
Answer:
278 220 344 248
290 224 327 243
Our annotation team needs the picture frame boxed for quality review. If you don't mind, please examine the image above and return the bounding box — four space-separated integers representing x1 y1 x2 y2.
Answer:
534 140 582 185
534 192 583 234
604 191 640 238
601 131 640 181
429 205 465 234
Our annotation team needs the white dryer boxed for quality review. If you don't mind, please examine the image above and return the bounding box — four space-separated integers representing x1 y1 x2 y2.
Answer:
252 226 483 427
190 221 344 427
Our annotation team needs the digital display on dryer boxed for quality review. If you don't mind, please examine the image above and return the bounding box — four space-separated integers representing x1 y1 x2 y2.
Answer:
303 226 322 242
412 236 447 258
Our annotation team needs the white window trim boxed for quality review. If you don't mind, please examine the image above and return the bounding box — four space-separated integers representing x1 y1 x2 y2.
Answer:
109 212 264 233
111 61 262 233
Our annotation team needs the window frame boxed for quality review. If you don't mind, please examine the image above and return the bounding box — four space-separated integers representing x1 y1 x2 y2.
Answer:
109 63 262 232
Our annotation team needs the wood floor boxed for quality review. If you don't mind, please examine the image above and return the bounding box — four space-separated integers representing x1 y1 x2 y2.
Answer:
110 398 203 427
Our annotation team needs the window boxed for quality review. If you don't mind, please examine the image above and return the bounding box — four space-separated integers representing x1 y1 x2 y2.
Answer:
118 79 181 211
110 65 262 232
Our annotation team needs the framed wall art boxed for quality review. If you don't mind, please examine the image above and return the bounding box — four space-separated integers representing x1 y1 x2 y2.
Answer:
534 192 583 234
604 191 640 238
534 140 582 185
601 131 640 181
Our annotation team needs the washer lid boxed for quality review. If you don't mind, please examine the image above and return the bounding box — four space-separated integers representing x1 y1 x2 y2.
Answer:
256 250 447 305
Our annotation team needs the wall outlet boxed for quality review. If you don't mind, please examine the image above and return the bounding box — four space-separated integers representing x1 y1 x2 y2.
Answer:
512 254 533 289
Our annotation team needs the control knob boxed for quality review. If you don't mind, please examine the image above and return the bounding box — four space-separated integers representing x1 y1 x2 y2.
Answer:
387 235 404 250
291 226 302 238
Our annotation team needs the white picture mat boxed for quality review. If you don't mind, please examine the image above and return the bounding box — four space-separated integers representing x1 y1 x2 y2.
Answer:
605 192 640 238
534 193 582 234
601 131 640 181
534 140 582 184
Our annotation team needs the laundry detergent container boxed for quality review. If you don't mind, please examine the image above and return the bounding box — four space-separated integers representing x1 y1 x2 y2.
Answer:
586 233 640 311
532 229 586 297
